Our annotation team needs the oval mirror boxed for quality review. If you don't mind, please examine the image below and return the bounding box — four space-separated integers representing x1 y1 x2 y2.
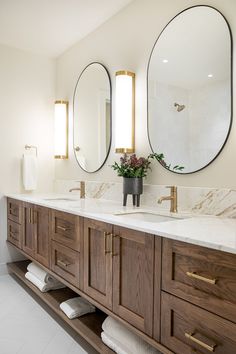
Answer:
73 62 111 172
147 6 232 174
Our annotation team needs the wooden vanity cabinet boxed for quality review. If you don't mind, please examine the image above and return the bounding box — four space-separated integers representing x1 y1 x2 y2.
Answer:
83 218 113 309
7 198 23 248
112 225 155 337
161 292 236 354
162 238 236 324
22 202 50 267
83 218 156 336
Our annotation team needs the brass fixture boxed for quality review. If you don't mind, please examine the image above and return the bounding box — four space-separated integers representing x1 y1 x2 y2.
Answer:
158 186 177 213
174 102 185 112
185 332 216 352
115 70 135 153
54 100 69 159
69 181 85 199
186 271 217 285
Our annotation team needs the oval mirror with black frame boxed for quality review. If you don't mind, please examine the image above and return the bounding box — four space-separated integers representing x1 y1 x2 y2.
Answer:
73 62 111 173
147 5 232 174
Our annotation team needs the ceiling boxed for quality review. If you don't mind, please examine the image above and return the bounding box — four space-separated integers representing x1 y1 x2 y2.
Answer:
0 0 133 58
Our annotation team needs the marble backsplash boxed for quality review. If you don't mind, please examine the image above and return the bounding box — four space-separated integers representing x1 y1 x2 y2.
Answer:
54 179 236 217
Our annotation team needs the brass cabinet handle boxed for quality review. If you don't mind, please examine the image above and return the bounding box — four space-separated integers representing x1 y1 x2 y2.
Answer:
104 232 112 254
185 332 216 352
57 259 70 268
186 271 217 285
57 225 69 232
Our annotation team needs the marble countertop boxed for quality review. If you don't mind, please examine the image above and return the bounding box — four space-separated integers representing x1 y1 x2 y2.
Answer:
6 193 236 255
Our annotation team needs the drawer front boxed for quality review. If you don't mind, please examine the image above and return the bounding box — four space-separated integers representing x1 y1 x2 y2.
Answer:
51 241 80 287
162 239 236 323
50 210 81 251
161 292 236 354
7 198 23 224
7 220 22 248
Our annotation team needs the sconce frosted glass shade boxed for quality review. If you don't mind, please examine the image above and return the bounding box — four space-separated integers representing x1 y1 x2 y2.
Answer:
115 71 135 153
54 100 68 159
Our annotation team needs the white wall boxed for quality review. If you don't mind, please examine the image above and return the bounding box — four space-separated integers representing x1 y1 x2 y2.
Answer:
0 44 55 273
55 0 236 188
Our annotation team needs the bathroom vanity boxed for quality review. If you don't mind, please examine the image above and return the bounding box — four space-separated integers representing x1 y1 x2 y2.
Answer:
6 196 236 354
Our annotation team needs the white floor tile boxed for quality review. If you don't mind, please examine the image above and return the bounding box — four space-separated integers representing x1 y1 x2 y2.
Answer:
0 275 97 354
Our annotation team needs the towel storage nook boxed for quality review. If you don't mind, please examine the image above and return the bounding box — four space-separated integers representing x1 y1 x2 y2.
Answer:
6 197 236 354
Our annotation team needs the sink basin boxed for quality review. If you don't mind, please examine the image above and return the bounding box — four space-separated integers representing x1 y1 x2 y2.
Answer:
115 212 181 223
43 198 78 202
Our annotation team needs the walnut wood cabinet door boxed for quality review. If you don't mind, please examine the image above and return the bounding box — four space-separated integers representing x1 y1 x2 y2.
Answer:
112 226 155 336
33 205 49 267
22 203 49 266
83 218 113 310
22 202 35 257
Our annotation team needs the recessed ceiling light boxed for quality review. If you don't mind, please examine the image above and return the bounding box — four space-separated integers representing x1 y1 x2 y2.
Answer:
162 59 168 63
208 74 213 78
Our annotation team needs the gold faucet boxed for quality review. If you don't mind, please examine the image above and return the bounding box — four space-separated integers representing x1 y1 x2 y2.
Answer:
69 181 85 199
158 186 177 213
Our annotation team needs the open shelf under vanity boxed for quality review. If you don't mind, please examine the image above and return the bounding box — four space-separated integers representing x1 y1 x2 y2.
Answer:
7 260 114 354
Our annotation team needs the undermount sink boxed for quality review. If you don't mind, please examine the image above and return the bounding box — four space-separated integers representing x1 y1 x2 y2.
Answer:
114 211 181 223
43 198 78 202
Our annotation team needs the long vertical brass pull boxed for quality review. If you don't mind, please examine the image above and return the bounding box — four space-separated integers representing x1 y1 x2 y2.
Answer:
185 332 216 352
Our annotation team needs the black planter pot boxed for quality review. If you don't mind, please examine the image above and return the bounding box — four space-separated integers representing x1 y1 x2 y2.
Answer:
123 177 143 207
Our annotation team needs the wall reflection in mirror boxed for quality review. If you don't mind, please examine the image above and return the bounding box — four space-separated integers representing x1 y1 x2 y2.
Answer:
73 62 111 173
147 6 232 174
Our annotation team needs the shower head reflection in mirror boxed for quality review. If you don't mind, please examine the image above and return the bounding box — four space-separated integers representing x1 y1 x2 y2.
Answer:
147 5 232 174
174 102 186 112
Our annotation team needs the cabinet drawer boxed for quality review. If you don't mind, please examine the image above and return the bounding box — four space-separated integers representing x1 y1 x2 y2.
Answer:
161 292 236 354
162 239 236 323
51 241 80 287
7 198 23 224
7 220 22 248
50 210 81 251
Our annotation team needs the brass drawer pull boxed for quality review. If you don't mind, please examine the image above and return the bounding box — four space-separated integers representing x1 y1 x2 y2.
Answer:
186 271 217 285
57 259 70 268
57 225 70 232
185 332 216 352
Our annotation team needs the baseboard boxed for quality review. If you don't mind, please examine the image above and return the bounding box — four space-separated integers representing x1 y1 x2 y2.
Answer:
0 263 9 275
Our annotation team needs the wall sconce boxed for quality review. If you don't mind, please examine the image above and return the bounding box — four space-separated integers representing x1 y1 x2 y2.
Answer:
54 100 68 159
115 71 135 153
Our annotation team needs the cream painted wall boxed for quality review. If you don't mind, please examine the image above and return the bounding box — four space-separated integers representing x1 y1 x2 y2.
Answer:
0 44 55 273
55 0 236 188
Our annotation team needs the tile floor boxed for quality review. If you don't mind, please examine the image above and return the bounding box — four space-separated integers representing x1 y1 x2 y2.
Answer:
0 275 98 354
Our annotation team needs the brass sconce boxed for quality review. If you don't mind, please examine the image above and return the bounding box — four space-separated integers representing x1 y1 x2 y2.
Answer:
115 71 135 153
54 100 68 159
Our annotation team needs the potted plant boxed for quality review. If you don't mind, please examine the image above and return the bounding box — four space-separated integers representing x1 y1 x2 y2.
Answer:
111 154 151 207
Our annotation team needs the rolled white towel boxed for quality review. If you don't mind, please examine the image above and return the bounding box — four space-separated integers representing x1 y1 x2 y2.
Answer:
102 316 160 354
25 272 65 292
101 332 131 354
60 297 95 319
27 262 55 284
